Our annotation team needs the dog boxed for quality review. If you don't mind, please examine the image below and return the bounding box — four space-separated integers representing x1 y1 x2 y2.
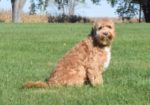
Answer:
23 18 115 88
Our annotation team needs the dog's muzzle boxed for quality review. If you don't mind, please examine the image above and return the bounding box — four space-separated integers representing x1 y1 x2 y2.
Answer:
96 33 112 46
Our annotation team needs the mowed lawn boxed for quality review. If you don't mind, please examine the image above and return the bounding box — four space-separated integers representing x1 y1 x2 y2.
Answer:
0 23 150 105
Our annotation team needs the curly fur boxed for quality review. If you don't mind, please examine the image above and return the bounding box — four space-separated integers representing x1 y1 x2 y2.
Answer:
23 18 115 88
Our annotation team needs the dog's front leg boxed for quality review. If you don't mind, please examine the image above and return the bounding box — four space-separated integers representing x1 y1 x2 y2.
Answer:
87 68 103 87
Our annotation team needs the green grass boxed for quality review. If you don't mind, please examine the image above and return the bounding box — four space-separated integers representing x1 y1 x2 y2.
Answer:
0 23 150 105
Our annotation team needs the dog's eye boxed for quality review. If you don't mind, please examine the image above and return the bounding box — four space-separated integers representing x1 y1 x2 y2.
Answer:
98 26 102 30
107 25 112 29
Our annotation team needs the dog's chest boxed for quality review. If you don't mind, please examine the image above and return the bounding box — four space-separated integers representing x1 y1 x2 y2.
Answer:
103 47 111 71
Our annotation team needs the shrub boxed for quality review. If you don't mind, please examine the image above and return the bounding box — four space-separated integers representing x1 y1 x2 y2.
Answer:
48 15 90 23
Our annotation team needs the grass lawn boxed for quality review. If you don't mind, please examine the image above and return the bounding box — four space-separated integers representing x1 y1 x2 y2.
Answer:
0 23 150 105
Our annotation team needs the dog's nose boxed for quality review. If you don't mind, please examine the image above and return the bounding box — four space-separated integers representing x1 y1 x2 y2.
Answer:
103 32 108 36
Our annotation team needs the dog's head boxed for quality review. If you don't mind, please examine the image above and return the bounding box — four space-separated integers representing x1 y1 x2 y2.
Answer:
90 18 115 47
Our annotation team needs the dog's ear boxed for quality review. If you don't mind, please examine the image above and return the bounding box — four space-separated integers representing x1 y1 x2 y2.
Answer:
90 27 96 36
89 20 97 36
90 27 95 36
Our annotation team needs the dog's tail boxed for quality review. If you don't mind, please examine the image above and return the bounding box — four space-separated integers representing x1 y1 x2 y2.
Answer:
22 81 49 88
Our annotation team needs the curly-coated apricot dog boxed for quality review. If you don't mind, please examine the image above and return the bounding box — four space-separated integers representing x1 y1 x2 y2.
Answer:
23 18 115 88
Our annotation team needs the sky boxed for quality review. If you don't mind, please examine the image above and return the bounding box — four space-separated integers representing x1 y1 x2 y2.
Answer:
0 0 117 17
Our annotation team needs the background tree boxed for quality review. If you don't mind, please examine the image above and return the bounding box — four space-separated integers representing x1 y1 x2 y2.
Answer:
54 0 85 16
132 0 150 22
54 0 68 15
107 0 150 23
91 0 101 4
116 0 138 22
68 0 79 16
29 0 36 15
37 0 49 15
11 0 26 23
106 0 118 7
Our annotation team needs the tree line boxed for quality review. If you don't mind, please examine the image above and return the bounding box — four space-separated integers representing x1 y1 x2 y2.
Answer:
2 0 150 23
